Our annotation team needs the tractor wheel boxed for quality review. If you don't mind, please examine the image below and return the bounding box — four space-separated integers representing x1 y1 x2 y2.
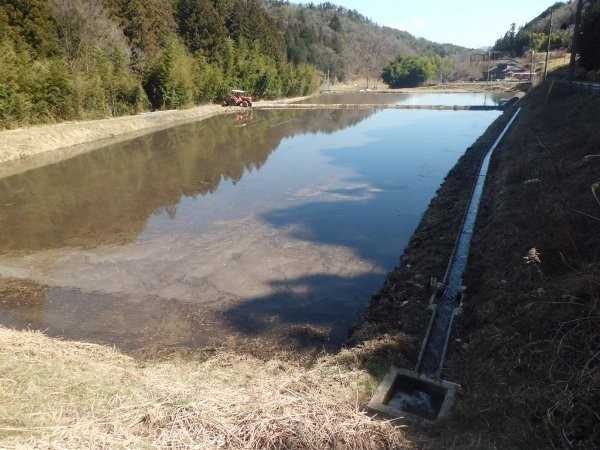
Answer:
228 97 237 106
241 101 249 108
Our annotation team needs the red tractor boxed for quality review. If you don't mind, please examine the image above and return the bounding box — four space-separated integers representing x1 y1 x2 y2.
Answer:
222 90 253 107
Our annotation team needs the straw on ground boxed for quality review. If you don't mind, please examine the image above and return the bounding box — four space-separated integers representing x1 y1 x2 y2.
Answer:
0 326 413 449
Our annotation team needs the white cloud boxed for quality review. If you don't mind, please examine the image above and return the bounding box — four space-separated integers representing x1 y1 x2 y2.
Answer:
413 19 425 29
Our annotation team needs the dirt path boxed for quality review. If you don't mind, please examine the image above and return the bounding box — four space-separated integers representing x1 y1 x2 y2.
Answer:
0 105 220 163
0 105 220 178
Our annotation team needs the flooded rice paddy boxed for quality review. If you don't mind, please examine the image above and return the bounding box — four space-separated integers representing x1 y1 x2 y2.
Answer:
0 96 501 353
297 91 508 106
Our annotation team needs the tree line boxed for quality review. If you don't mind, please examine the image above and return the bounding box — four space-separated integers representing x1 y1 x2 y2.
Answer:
0 0 319 129
491 0 600 73
264 1 468 84
380 55 456 88
492 2 575 57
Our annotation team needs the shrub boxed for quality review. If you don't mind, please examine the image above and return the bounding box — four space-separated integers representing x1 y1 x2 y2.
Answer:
381 56 435 88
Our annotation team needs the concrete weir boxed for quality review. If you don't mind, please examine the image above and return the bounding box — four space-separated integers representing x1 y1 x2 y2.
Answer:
255 103 502 111
368 107 522 424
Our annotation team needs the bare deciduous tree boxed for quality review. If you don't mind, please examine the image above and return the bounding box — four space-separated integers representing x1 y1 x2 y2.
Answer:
50 0 130 64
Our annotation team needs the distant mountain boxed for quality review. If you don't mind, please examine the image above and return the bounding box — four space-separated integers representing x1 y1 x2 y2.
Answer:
263 1 469 82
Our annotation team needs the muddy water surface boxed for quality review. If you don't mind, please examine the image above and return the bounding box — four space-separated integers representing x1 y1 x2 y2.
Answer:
0 103 500 353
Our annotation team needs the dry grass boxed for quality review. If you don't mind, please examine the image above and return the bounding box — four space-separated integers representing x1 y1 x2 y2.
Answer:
0 326 414 449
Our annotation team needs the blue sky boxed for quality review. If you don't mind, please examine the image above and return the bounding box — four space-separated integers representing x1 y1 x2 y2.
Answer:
296 0 561 48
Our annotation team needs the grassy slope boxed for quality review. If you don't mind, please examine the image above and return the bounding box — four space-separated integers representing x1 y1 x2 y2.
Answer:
434 84 600 449
0 326 414 449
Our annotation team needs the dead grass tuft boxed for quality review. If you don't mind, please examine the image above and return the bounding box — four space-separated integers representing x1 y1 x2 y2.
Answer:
288 324 328 341
0 326 413 449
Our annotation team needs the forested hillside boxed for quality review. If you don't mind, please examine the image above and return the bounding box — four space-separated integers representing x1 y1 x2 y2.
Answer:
0 0 476 130
492 0 600 76
264 1 468 83
0 0 319 129
493 1 575 56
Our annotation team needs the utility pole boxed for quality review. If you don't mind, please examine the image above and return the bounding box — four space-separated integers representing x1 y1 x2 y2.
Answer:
543 7 554 80
531 49 535 84
568 0 584 93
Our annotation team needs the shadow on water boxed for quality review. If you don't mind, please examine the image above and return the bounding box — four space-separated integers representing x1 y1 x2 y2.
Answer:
0 271 377 352
0 104 501 355
0 109 380 351
217 188 422 350
220 109 502 350
223 272 383 349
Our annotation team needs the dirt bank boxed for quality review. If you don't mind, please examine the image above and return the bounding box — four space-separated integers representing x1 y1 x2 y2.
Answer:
331 79 525 94
0 97 308 178
0 105 221 164
434 85 600 449
348 84 599 449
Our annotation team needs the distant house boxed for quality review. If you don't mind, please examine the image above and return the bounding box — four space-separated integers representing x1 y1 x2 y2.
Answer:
484 59 532 81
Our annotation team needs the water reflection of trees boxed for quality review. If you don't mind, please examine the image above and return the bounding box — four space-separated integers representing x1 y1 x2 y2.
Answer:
0 109 375 253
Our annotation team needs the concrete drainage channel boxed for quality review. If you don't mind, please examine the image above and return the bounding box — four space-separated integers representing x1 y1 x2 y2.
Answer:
368 107 523 424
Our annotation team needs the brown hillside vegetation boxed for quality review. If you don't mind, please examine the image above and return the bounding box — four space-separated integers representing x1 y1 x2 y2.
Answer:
432 85 600 449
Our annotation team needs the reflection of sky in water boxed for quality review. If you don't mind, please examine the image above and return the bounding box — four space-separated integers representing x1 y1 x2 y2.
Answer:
393 92 504 106
0 103 502 350
142 108 500 269
300 92 509 106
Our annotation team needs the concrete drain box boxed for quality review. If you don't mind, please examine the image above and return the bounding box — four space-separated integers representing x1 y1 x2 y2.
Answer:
368 367 460 423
